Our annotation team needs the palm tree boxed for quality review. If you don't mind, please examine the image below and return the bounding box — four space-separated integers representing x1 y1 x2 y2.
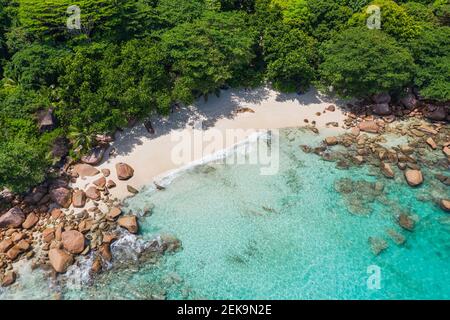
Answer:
67 126 94 157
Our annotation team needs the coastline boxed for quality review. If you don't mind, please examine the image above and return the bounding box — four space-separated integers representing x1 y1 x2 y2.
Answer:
2 85 448 297
71 87 350 202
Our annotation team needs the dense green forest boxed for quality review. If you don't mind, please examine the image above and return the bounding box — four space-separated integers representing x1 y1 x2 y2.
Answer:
0 0 449 193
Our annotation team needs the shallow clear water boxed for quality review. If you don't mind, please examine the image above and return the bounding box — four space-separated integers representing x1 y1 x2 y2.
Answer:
2 128 449 300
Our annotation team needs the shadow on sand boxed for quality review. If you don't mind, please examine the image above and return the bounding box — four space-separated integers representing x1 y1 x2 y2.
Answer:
102 86 350 161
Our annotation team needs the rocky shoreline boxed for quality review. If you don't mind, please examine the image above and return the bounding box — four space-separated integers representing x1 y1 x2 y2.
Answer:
300 92 449 256
0 89 448 292
0 156 182 290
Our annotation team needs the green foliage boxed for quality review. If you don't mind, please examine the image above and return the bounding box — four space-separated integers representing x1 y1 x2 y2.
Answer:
263 25 318 91
16 0 135 42
0 137 50 193
0 0 448 192
349 0 422 42
161 11 256 103
319 28 415 98
4 44 69 89
432 0 450 25
402 1 439 25
407 25 450 101
274 0 353 41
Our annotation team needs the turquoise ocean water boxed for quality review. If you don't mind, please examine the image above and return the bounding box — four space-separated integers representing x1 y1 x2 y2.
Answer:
2 128 449 299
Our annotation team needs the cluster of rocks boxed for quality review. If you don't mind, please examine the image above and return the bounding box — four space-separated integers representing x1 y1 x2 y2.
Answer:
300 92 449 256
314 98 450 213
0 162 142 288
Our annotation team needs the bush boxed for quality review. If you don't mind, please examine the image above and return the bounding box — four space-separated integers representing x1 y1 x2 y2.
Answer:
263 25 318 92
319 27 415 98
408 25 450 101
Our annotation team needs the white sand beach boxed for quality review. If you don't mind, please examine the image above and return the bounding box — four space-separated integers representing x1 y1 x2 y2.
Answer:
71 87 350 201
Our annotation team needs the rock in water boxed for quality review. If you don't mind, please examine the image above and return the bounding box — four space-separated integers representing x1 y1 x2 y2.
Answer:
50 187 72 208
62 230 85 254
99 243 112 262
325 136 338 146
404 169 423 187
397 213 415 231
368 237 388 256
387 229 406 245
443 147 450 157
440 199 450 212
91 256 102 274
0 207 25 228
426 138 437 150
48 248 74 273
381 163 395 178
1 271 16 287
116 163 134 180
127 185 139 194
118 215 138 234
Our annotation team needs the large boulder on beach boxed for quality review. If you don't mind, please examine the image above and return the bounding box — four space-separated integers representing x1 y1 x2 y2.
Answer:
23 185 47 205
404 169 423 187
118 215 138 234
0 189 14 206
73 164 100 178
51 137 69 160
359 121 379 133
107 207 122 220
372 103 391 116
61 230 85 254
0 207 25 228
72 190 86 208
426 106 447 121
116 163 134 180
372 93 391 104
50 187 72 208
81 146 106 165
0 239 13 253
22 212 39 229
93 176 106 189
400 93 417 109
48 248 74 273
85 186 101 201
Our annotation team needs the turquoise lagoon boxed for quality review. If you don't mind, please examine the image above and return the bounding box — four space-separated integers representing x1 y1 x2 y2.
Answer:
2 128 450 299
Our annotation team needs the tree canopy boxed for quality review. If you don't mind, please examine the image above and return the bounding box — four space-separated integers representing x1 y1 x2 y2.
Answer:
0 0 448 192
